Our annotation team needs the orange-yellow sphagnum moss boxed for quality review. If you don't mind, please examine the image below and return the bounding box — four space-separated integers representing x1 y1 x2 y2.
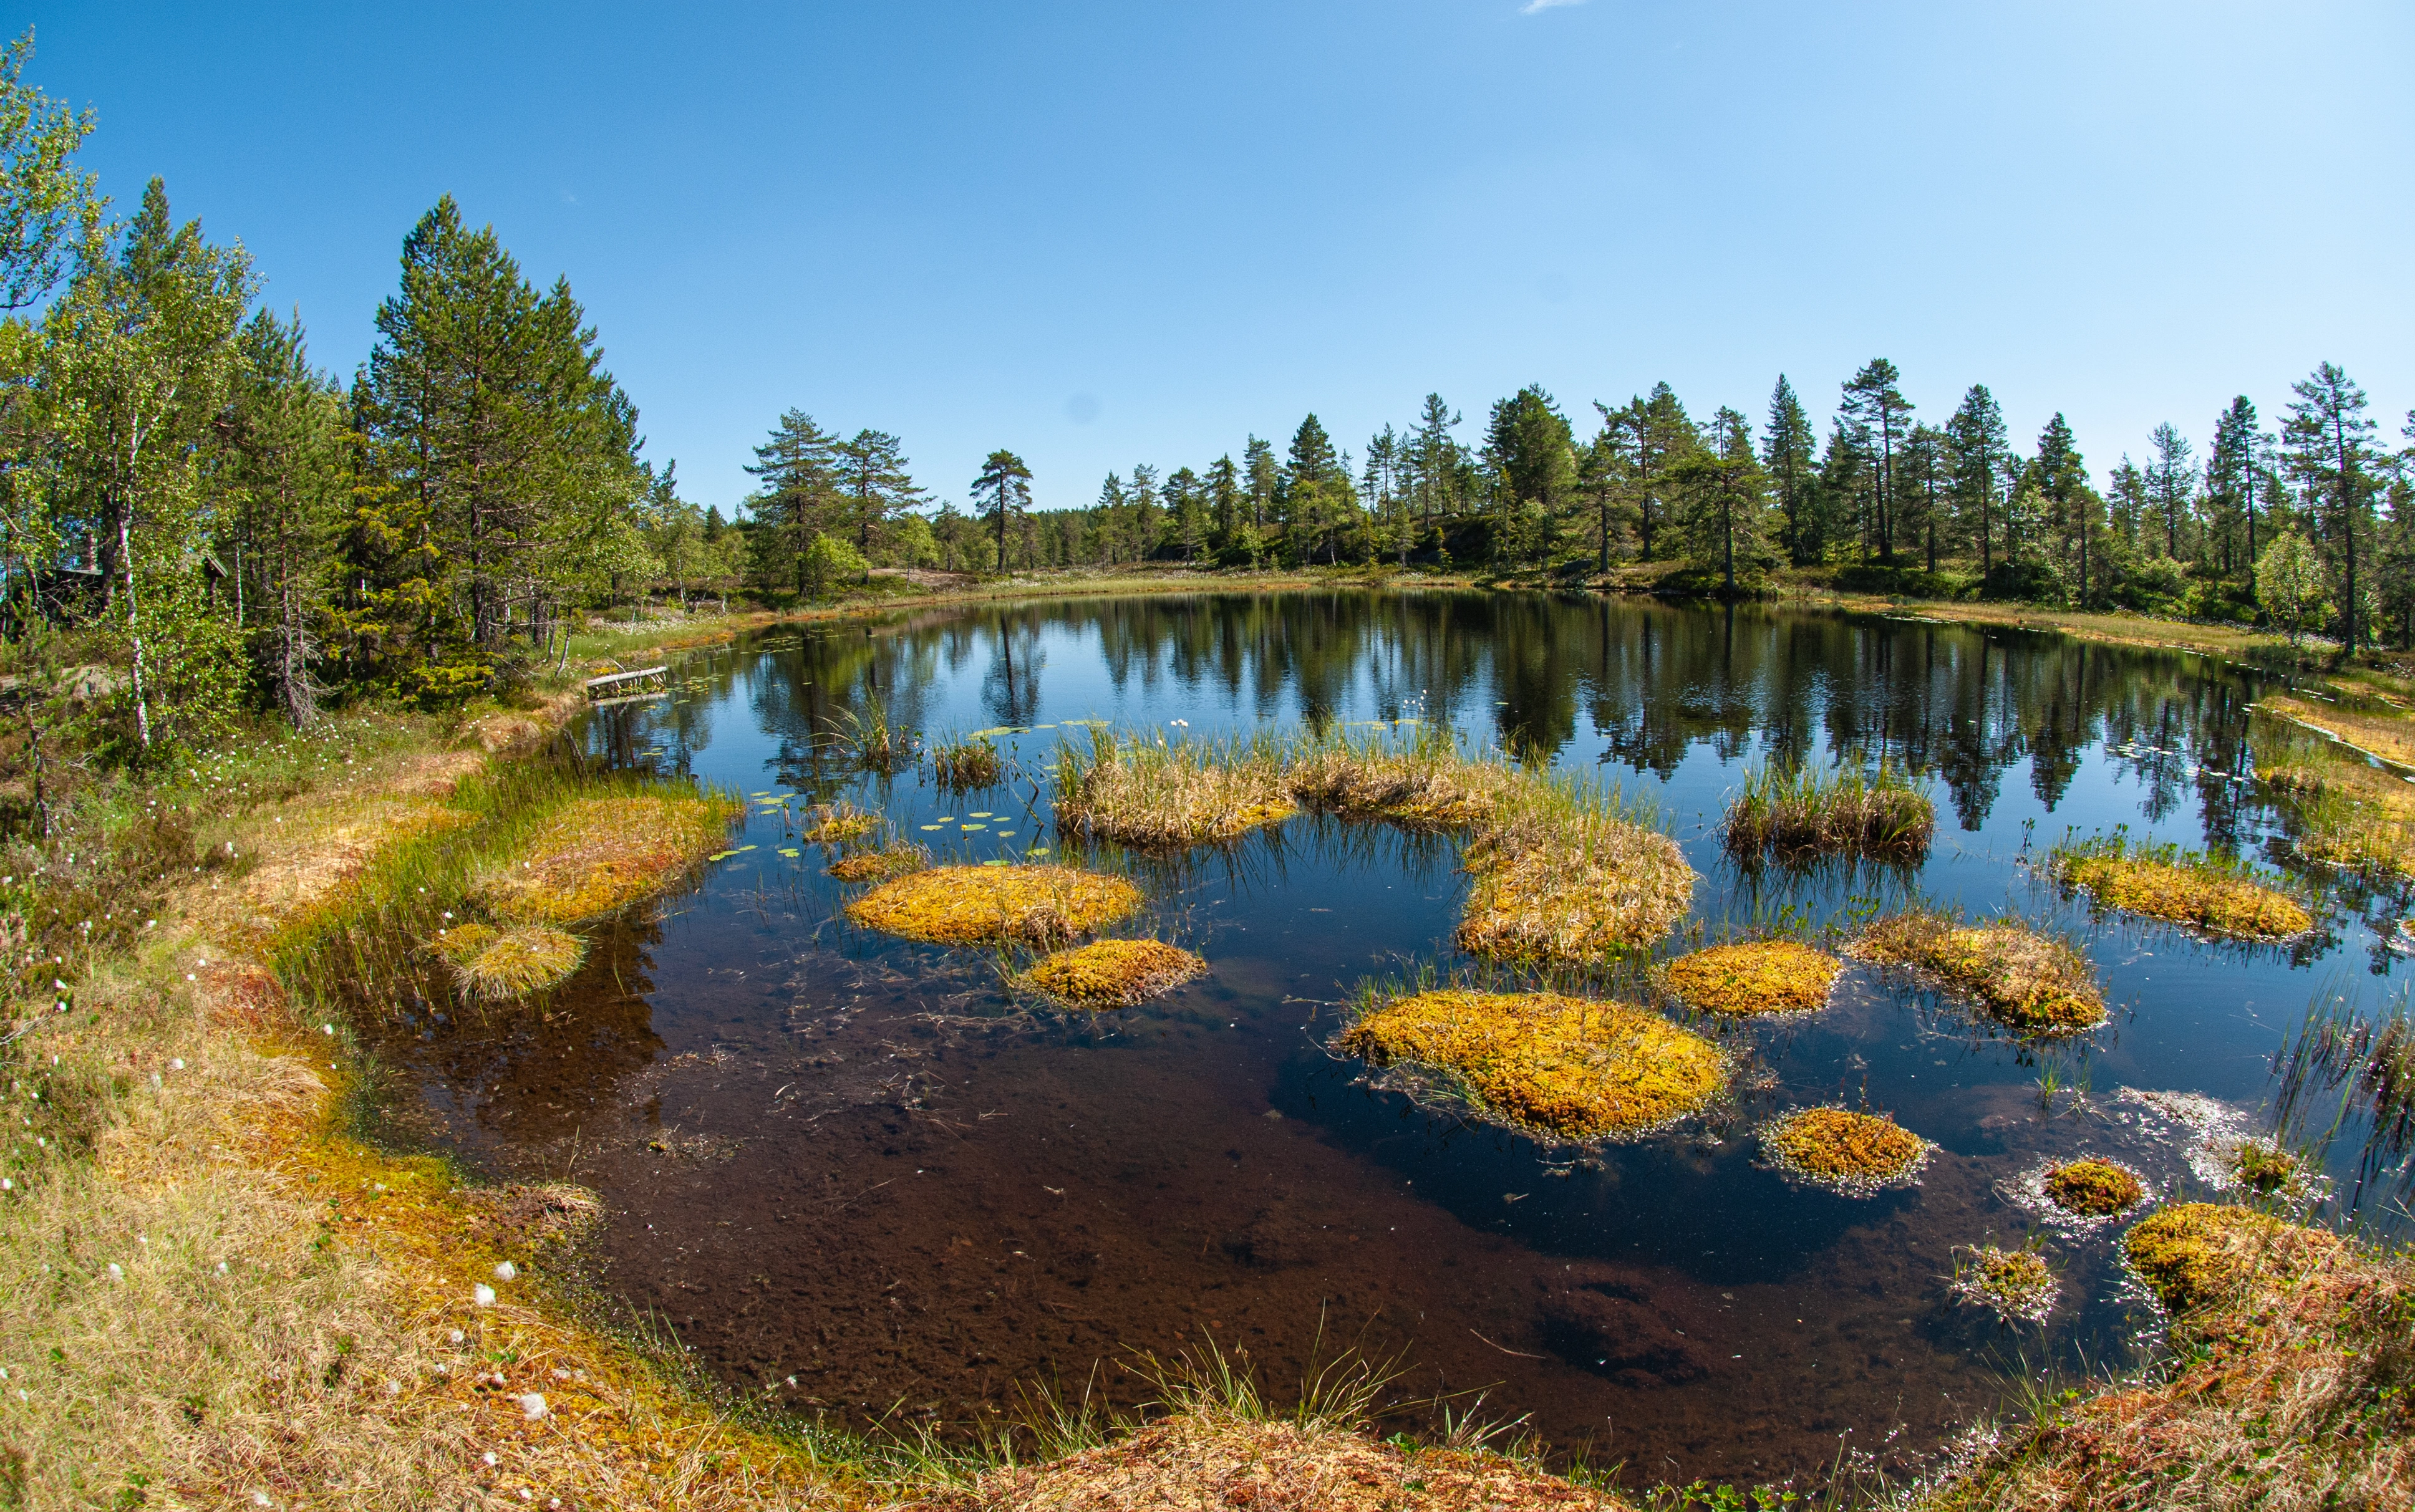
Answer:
2057 852 2311 939
1760 1106 1932 1195
1015 938 1208 1009
1849 911 2106 1034
2122 1202 2342 1316
1665 940 1842 1016
2045 1157 2147 1217
1337 990 1723 1143
827 842 929 883
475 794 741 924
846 864 1143 946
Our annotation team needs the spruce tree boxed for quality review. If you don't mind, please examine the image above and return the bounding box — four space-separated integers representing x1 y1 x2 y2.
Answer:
1761 375 1817 564
1205 454 1241 552
2283 362 2381 655
225 308 347 727
1943 385 2010 575
2206 397 2260 576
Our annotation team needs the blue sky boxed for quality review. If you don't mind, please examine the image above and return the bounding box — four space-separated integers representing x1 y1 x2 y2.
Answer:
21 1 2413 514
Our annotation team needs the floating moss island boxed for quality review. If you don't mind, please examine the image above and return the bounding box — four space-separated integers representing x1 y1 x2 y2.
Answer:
2123 1202 2343 1316
846 863 1142 946
473 794 741 925
1337 989 1724 1144
1014 939 1209 1009
1849 910 2106 1034
1950 1243 2060 1327
826 842 928 883
1664 940 1842 1017
1759 1107 1933 1195
2049 835 2311 940
432 922 586 1001
1054 730 1295 847
2043 1157 2149 1218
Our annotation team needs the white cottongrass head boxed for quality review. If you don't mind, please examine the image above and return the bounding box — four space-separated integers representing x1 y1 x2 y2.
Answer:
473 1283 496 1306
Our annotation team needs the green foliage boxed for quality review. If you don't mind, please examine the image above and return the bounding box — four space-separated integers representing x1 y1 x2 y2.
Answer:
2256 529 2328 644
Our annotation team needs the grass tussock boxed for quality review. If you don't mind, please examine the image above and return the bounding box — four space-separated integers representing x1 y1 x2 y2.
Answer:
473 794 741 925
1849 909 2107 1035
827 841 929 883
2042 1157 2147 1218
1662 939 1842 1017
2261 753 2415 880
1052 729 1294 848
1722 761 1935 864
1336 988 1724 1144
846 863 1143 946
1758 1106 1933 1195
1012 938 1209 1009
1949 1243 2061 1328
2048 833 2311 940
430 922 587 1001
931 734 1005 790
1933 1206 2408 1512
797 801 882 845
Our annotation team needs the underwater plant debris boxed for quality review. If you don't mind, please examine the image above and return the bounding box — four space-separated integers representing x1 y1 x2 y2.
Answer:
846 863 1143 946
1336 988 1723 1143
1848 909 2107 1034
474 794 742 924
2049 834 2311 939
1759 1107 1933 1195
1663 940 1842 1017
1014 938 1209 1009
432 922 586 1001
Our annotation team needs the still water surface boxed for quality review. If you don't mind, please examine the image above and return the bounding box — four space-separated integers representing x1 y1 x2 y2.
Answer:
373 592 2409 1486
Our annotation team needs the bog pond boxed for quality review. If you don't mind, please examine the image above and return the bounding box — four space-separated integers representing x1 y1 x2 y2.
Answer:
365 592 2410 1486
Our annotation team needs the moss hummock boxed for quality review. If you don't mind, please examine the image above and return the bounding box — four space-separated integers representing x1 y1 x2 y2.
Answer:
1759 1107 1933 1195
798 802 881 845
2050 835 2311 939
1014 938 1208 1009
1337 989 1723 1144
1849 910 2106 1034
473 794 741 925
1950 1244 2060 1327
432 922 586 1001
826 842 929 883
2123 1202 2343 1316
2044 1157 2147 1217
1664 940 1842 1017
846 863 1142 946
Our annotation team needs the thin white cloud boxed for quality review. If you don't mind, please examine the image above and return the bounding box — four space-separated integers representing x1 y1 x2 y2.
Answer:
1520 0 1585 12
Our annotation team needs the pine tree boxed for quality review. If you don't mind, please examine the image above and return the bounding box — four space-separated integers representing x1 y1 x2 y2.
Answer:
1205 454 1241 552
1944 385 2010 576
1761 375 1818 565
1670 407 1769 592
1618 383 1693 562
970 449 1032 571
2284 362 2382 655
1899 423 1947 572
1839 359 1914 562
1242 436 1277 530
745 408 841 595
833 428 922 579
1406 393 1461 534
1485 385 1576 568
225 308 347 727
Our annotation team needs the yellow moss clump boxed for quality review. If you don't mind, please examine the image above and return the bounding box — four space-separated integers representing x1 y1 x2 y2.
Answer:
1950 1244 2061 1327
827 843 929 883
846 864 1143 946
2123 1203 2343 1316
432 922 587 1000
1015 938 1209 1009
2056 849 2311 939
1849 911 2106 1034
798 802 881 844
2045 1157 2147 1217
1759 1107 1933 1195
475 794 740 924
1336 990 1724 1143
1664 940 1842 1017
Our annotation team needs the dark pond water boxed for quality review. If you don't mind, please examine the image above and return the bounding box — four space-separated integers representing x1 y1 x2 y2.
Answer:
370 592 2413 1488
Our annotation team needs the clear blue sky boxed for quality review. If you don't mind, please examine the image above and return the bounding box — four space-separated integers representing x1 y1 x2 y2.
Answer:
21 1 2413 514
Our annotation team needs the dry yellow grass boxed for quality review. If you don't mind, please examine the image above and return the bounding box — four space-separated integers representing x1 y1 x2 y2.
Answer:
431 922 587 1001
1014 938 1208 1009
1849 911 2106 1034
473 794 742 924
846 864 1143 946
1337 989 1724 1142
909 1404 1632 1512
1758 1107 1933 1195
1053 731 1295 847
2051 844 2311 940
1283 741 1517 829
1663 940 1842 1016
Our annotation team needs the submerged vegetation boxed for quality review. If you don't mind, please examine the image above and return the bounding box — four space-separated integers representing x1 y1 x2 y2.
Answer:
1662 939 1841 1017
1948 1243 2060 1328
1013 938 1209 1009
2041 1157 2147 1218
2047 832 2311 940
846 863 1143 946
473 794 741 925
1052 728 1294 847
431 921 587 1001
1337 988 1724 1144
1758 1107 1933 1195
1849 909 2107 1034
1722 762 1935 864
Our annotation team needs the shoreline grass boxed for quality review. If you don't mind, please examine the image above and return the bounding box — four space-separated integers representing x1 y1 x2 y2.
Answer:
2045 832 2311 940
1052 728 1294 848
1847 908 2107 1036
1722 761 1935 865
